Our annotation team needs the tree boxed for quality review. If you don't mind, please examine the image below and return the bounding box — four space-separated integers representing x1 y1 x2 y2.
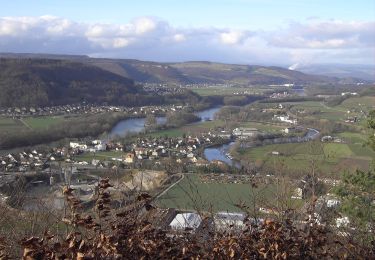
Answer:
334 110 375 243
144 114 157 130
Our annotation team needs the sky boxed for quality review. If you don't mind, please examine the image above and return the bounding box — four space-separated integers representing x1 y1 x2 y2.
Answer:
0 0 374 66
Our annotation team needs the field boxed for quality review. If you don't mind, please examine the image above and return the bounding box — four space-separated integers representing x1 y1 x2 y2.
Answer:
23 116 65 129
238 141 374 177
238 121 285 133
0 116 65 132
0 117 24 131
149 120 226 138
75 151 124 162
156 175 301 212
191 86 274 96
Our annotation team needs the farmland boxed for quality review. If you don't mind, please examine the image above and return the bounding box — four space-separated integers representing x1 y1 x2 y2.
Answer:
0 116 65 132
156 175 301 212
191 86 275 96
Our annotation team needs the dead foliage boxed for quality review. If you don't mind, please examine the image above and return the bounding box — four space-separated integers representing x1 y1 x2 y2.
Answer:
2 178 373 259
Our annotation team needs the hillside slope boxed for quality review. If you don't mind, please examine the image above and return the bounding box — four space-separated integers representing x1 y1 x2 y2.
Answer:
0 53 349 85
0 58 139 107
85 59 339 85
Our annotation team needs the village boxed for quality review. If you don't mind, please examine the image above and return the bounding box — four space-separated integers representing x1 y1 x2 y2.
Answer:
0 102 187 118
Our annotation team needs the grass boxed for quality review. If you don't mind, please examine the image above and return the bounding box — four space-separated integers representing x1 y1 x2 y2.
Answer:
149 120 226 138
75 151 124 162
340 96 375 109
156 175 296 212
238 121 284 133
237 141 373 177
0 117 25 131
323 143 353 158
23 116 65 130
0 115 65 132
192 86 272 96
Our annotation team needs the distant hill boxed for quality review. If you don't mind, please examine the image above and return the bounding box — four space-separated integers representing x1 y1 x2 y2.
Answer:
296 64 375 82
0 58 140 107
87 59 341 85
2 53 363 85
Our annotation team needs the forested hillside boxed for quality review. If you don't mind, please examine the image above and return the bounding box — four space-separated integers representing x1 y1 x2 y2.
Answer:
0 58 140 107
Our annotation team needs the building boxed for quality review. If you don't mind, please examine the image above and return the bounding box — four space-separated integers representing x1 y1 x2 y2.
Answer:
214 212 246 231
123 153 135 164
169 212 202 230
232 128 259 138
274 115 297 124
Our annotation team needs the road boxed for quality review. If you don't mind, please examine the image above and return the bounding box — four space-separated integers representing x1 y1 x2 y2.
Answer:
155 173 185 200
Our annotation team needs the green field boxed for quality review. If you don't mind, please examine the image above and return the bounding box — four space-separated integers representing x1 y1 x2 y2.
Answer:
192 86 273 96
0 117 24 131
0 116 65 132
149 120 226 138
238 141 373 177
156 175 287 212
75 151 124 162
238 121 285 133
23 116 64 129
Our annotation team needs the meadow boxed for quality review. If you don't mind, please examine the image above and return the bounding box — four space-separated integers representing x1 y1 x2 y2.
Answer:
237 141 374 178
156 175 290 212
0 116 65 132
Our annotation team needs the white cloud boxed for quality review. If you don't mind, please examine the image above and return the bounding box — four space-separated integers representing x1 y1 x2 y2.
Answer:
133 17 157 35
268 20 375 49
220 31 245 45
173 33 186 42
0 16 373 65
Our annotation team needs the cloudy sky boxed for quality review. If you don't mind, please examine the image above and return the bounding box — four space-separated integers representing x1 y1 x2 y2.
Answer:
0 0 374 66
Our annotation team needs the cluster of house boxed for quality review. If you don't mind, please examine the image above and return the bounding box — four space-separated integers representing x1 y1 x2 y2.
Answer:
321 135 343 143
282 126 304 134
0 104 109 117
273 114 298 124
142 83 185 94
122 135 215 165
269 91 291 99
344 116 358 123
232 127 260 139
0 149 56 172
67 134 224 168
341 92 358 96
183 83 235 89
0 103 188 118
147 208 250 233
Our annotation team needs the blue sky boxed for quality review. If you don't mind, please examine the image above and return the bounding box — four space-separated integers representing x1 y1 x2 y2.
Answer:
1 0 374 28
0 0 374 65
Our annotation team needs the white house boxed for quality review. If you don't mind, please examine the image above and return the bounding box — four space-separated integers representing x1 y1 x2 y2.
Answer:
214 212 246 231
169 213 202 230
232 128 259 138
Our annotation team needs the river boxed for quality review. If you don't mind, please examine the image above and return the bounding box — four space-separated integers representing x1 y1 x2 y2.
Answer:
109 106 221 137
203 128 320 167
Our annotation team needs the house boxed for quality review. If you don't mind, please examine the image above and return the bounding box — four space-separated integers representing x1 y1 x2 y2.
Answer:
336 216 350 228
92 159 100 166
232 128 259 138
283 127 296 134
190 157 198 163
134 148 147 156
321 136 333 142
196 159 209 167
169 212 202 230
291 187 303 199
95 143 106 151
274 115 297 124
214 212 246 231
